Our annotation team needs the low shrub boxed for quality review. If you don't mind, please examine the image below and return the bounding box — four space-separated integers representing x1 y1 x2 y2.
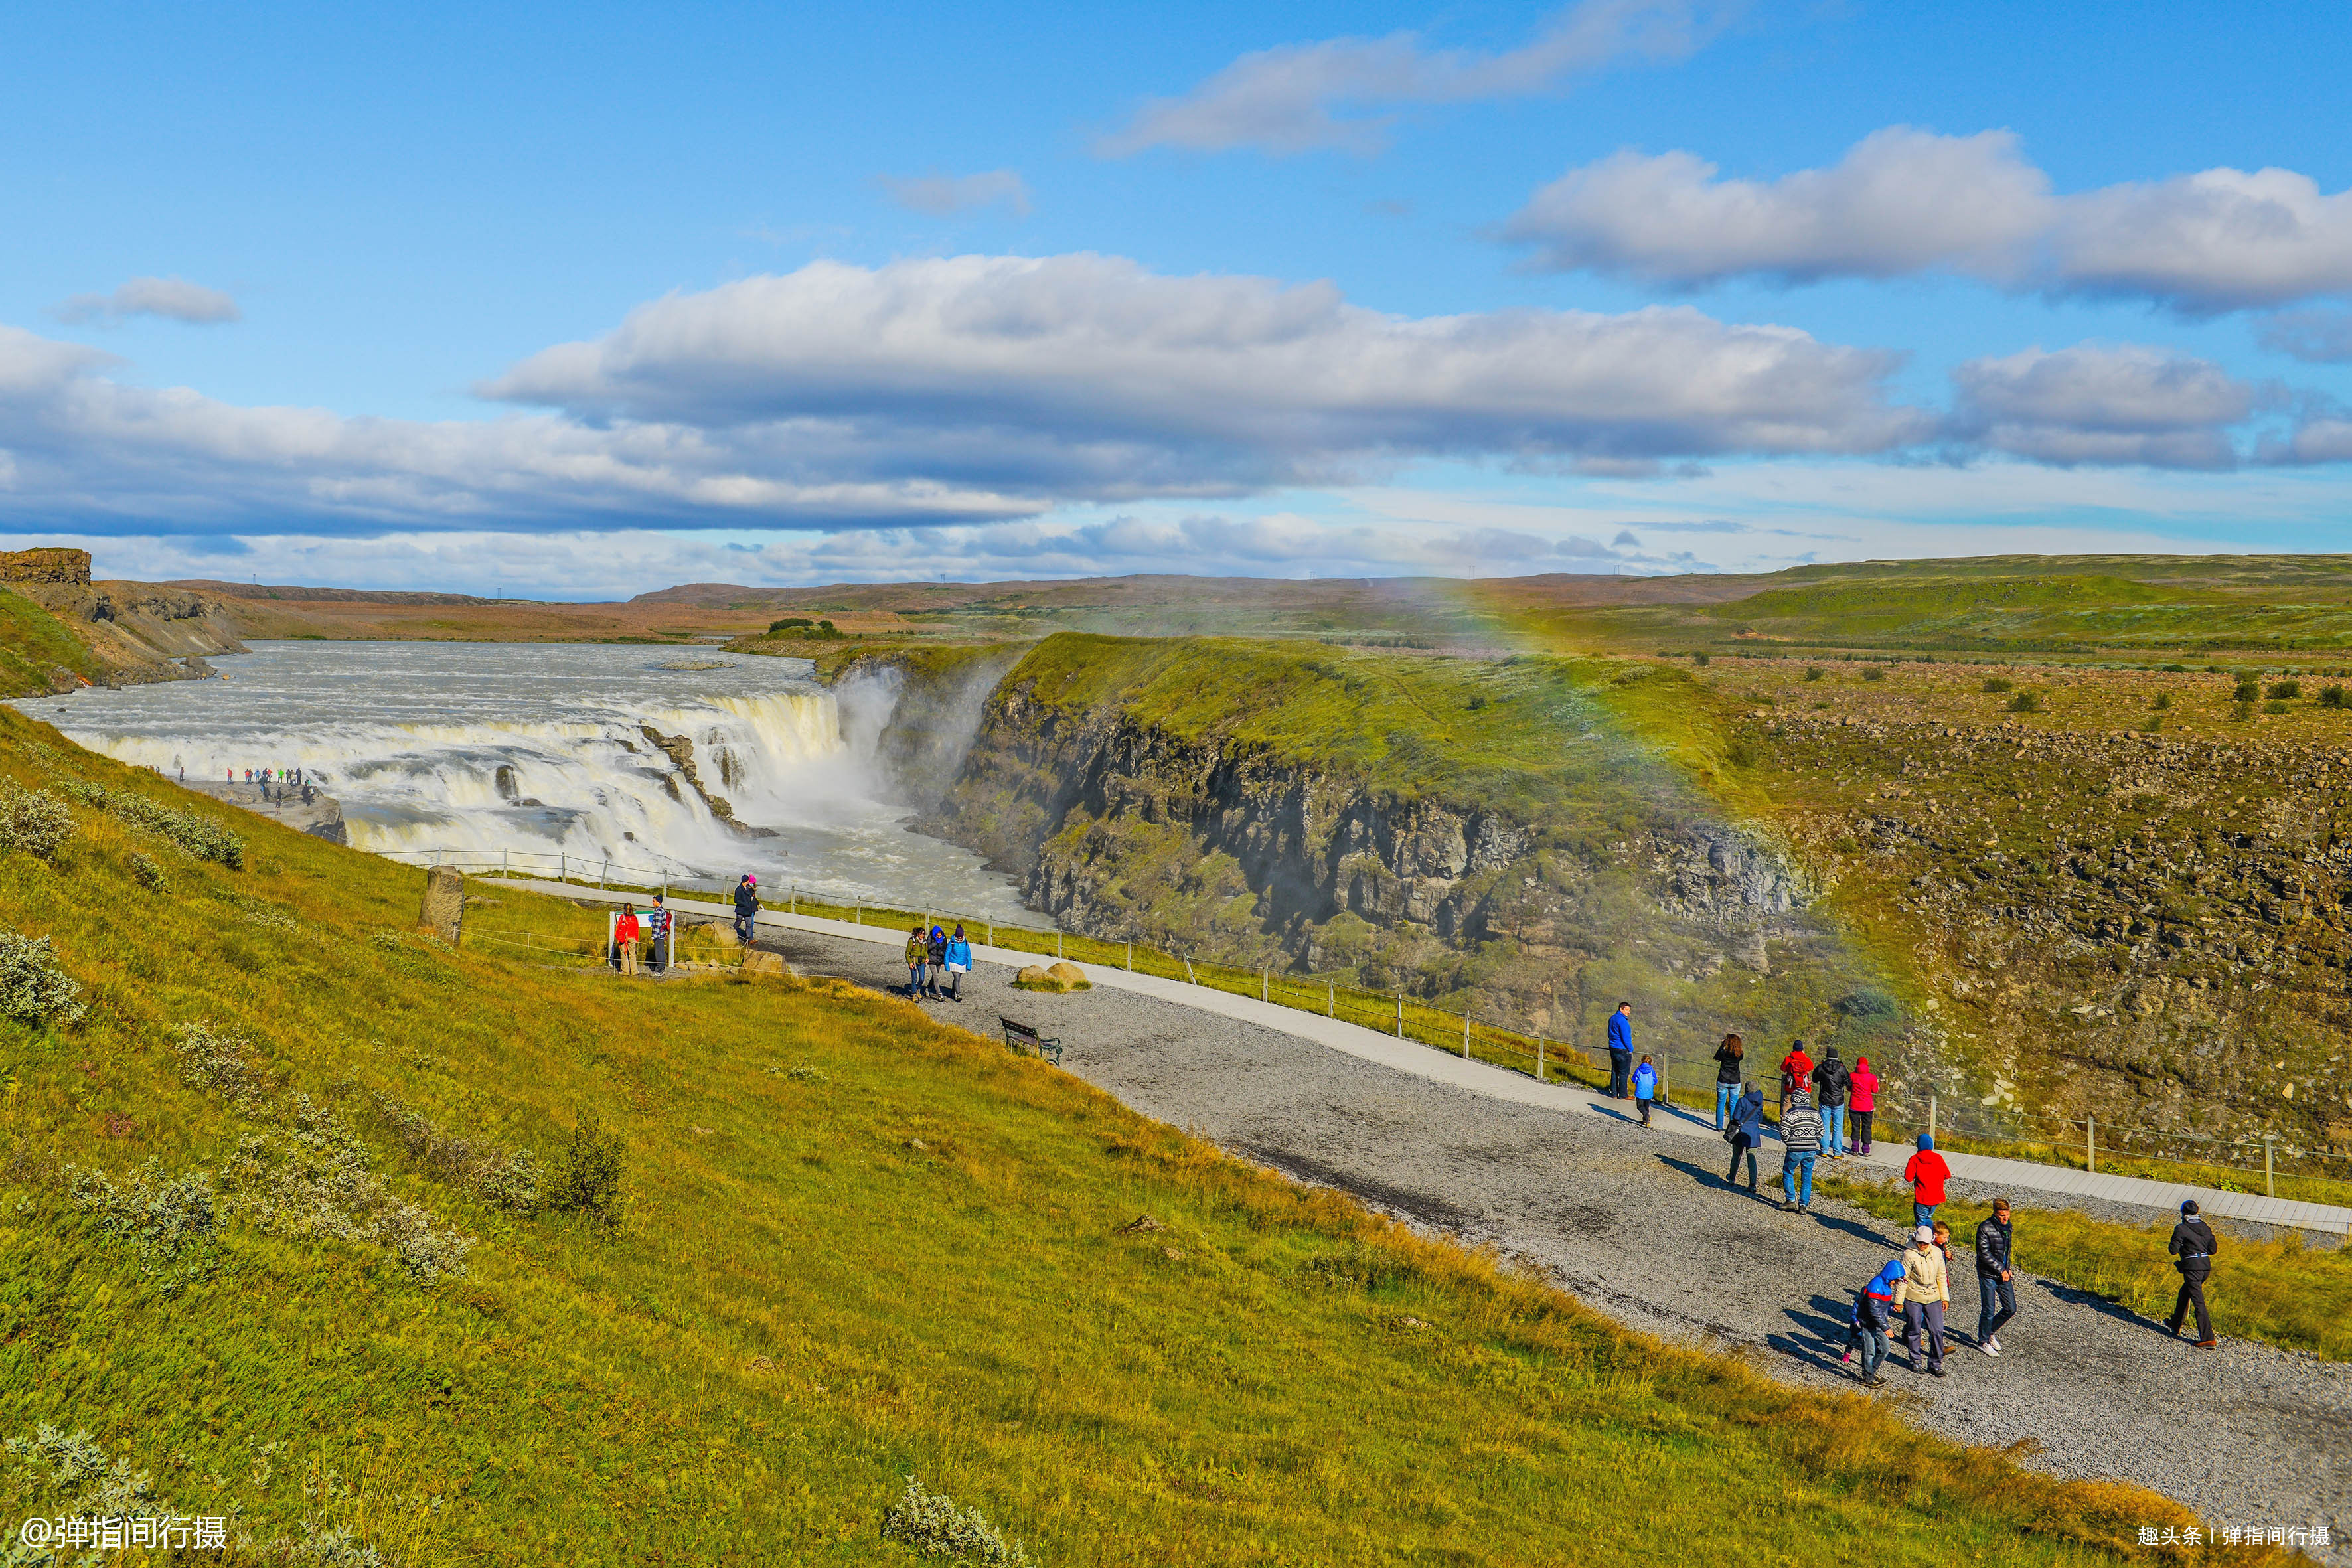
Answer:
224 1097 472 1285
2264 700 2291 715
1860 666 1885 682
879 1476 1031 1566
2322 684 2348 710
66 1160 222 1295
2233 700 2256 722
1 1426 171 1529
545 1113 627 1235
1724 739 1763 768
369 1089 543 1217
1981 676 2012 693
1801 666 1824 682
2268 679 2301 699
2150 692 2171 710
174 1020 274 1114
2006 692 2042 713
58 781 244 868
129 852 167 890
1691 651 1710 666
0 783 74 861
0 931 85 1028
2233 678 2261 702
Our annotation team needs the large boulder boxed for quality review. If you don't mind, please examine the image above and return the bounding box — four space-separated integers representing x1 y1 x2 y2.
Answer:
741 950 787 977
420 864 465 945
1014 961 1091 992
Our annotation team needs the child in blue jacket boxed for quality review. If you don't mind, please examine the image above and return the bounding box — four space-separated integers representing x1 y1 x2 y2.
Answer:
1632 1055 1658 1127
1842 1258 1905 1387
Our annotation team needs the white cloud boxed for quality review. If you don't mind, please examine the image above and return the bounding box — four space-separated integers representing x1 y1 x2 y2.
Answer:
1505 129 2352 312
52 275 242 327
1098 0 1729 157
1948 344 2260 469
875 169 1032 217
1503 128 2050 286
2256 308 2352 363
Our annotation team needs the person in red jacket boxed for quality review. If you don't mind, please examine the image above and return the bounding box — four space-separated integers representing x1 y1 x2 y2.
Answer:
1778 1040 1814 1116
613 904 642 975
1905 1133 1950 1228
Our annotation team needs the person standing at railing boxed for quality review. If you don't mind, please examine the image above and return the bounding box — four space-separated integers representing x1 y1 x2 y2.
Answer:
1814 1046 1853 1158
1711 1032 1745 1130
943 925 973 1002
905 925 929 1000
1606 1003 1634 1099
1778 1087 1824 1213
1723 1084 1764 1195
1849 1056 1880 1155
1974 1198 2016 1356
613 904 642 975
1905 1133 1950 1229
1632 1056 1657 1127
2165 1200 2220 1348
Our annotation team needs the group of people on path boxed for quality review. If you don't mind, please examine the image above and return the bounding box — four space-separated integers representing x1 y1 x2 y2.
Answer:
905 923 973 1002
609 893 671 975
1608 1002 2228 1386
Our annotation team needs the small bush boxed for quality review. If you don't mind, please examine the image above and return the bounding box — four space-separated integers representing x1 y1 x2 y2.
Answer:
2233 678 2261 702
2135 716 2162 734
67 1160 221 1294
1982 676 2012 693
767 617 813 633
224 1099 472 1285
174 1020 273 1113
880 1476 1031 1566
129 852 167 890
2233 700 2256 722
2160 663 2188 672
1692 651 1710 666
0 783 75 860
1724 740 1763 768
2264 700 2290 715
546 1113 627 1235
0 931 85 1027
2006 692 2042 713
2150 692 2171 710
1802 666 1824 682
110 791 244 868
1860 666 1885 682
776 1063 830 1084
2322 684 2349 710
2 1426 171 1529
370 1089 542 1217
2268 679 2301 700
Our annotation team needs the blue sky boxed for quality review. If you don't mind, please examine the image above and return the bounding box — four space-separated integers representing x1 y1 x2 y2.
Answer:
6 0 2352 595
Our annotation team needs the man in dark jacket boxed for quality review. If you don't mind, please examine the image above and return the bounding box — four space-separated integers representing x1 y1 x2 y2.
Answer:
1607 1003 1634 1099
1974 1198 2016 1355
1813 1046 1853 1158
732 874 760 945
2165 1200 2219 1348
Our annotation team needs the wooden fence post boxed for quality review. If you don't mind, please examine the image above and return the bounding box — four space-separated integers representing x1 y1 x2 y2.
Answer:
1461 1010 1470 1058
1327 980 1334 1018
2086 1116 2096 1174
2266 1137 2276 1199
1537 1034 1545 1081
1394 994 1403 1039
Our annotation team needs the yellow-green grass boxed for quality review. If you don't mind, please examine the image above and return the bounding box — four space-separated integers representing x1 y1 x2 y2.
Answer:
0 589 102 698
1816 1174 2352 1361
0 711 2234 1565
1897 1129 2352 1213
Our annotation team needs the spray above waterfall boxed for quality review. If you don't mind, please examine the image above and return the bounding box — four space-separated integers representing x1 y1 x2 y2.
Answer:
20 640 1030 919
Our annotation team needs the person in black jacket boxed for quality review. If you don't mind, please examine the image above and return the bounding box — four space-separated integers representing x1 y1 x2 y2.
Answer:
1813 1045 1853 1158
1723 1085 1765 1195
2166 1200 2219 1347
1974 1198 2016 1355
1711 1032 1745 1131
732 874 760 945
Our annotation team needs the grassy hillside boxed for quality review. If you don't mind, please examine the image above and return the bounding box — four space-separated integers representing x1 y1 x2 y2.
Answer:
0 589 101 698
0 709 2210 1565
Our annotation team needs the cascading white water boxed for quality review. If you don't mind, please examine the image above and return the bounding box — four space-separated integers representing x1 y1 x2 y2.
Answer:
13 640 1030 918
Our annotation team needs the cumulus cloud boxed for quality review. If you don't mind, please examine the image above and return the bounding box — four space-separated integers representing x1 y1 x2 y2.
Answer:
1506 128 2352 312
481 253 1928 490
875 169 1032 216
1099 0 1729 157
1948 344 2262 469
52 275 242 327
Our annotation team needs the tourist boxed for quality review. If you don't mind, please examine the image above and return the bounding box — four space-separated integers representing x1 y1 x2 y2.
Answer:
1843 1257 1905 1387
1778 1039 1814 1103
1849 1055 1880 1154
943 924 972 1002
1975 1198 2017 1355
1632 1054 1657 1127
905 925 929 1000
2166 1200 2220 1348
1897 1223 1950 1376
1723 1084 1764 1194
733 874 759 945
613 904 641 975
1814 1044 1853 1158
1778 1087 1824 1214
927 925 948 998
1905 1133 1950 1229
1607 1002 1634 1099
1712 1032 1745 1130
645 894 671 971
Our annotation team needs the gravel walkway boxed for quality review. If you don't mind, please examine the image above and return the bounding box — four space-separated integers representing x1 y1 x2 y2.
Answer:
757 924 2350 1551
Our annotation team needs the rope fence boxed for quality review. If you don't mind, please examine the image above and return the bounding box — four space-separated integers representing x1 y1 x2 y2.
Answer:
386 846 2350 1206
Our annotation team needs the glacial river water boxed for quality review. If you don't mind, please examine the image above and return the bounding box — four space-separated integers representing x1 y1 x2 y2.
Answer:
11 641 1030 919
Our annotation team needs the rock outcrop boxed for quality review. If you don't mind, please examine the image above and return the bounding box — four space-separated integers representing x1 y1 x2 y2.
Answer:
636 724 777 838
420 864 465 945
1 548 247 686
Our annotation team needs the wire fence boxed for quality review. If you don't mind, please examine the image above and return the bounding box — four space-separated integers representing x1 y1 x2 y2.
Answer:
386 845 2351 1207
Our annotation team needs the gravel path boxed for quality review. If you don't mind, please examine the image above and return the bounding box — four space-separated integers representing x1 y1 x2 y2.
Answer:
765 926 2349 1554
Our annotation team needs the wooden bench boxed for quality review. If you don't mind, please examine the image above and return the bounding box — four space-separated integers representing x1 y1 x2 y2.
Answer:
1000 1017 1063 1066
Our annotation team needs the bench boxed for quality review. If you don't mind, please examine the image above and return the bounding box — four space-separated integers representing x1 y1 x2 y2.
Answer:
1000 1017 1063 1067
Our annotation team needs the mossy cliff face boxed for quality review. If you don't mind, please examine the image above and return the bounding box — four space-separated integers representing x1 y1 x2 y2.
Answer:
1743 708 2352 1149
911 635 1909 1075
826 643 1031 808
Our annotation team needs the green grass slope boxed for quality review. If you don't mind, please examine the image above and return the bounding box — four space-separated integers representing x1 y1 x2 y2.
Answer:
0 589 101 697
0 709 2204 1565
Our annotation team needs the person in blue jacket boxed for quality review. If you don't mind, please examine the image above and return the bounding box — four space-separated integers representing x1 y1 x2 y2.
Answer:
1723 1085 1766 1194
942 924 973 1003
1607 1002 1634 1099
1632 1054 1658 1127
1842 1258 1905 1387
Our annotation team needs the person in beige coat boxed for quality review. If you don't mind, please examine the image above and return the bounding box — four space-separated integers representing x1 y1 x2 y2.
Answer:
1893 1223 1950 1376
